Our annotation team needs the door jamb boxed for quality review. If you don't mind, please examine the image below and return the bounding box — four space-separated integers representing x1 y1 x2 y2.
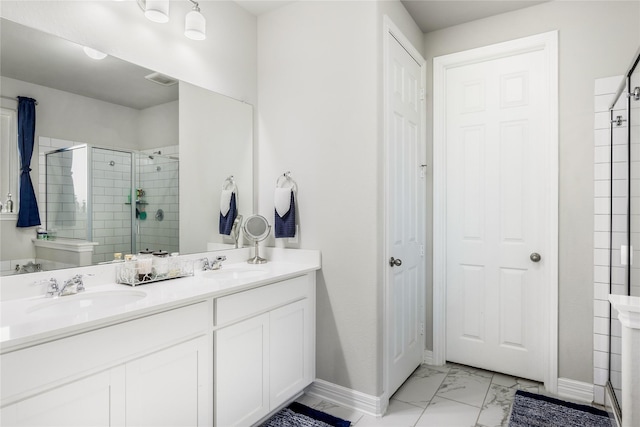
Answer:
432 31 559 393
382 15 427 410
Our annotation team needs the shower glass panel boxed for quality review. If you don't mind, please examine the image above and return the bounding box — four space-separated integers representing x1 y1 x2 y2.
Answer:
91 147 133 264
630 57 640 299
607 50 640 421
45 145 88 240
134 153 179 255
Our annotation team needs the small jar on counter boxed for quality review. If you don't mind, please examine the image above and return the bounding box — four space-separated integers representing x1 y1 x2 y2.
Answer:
152 250 170 278
137 249 153 281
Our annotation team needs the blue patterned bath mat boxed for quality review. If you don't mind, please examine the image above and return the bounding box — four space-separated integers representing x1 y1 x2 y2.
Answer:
261 402 351 427
509 390 612 427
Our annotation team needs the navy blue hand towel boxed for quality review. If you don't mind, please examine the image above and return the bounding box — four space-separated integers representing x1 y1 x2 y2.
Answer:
219 192 237 235
275 191 296 238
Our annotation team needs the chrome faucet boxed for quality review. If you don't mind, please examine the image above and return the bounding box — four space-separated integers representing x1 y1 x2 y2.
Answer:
200 255 226 271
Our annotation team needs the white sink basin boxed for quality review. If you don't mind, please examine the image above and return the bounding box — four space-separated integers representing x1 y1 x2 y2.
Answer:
201 268 266 281
27 290 147 316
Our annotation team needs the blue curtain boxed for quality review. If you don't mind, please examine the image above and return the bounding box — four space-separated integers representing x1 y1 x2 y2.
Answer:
16 97 41 228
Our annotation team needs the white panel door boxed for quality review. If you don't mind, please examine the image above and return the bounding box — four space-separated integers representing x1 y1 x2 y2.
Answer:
445 50 547 381
387 33 424 397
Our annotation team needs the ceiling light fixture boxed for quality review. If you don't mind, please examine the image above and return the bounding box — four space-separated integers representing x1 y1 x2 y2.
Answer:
137 0 206 41
184 0 206 40
144 0 170 23
83 46 108 60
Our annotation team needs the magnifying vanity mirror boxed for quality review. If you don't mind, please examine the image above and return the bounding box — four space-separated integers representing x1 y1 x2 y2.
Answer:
0 18 253 276
243 215 270 264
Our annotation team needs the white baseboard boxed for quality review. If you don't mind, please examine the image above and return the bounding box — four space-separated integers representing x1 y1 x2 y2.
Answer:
305 379 386 417
423 350 434 365
557 377 594 403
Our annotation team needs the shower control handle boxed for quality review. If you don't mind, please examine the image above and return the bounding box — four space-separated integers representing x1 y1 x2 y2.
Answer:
389 257 402 267
530 252 541 263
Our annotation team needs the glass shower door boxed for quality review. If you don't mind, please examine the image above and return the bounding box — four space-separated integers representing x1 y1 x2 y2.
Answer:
134 152 179 255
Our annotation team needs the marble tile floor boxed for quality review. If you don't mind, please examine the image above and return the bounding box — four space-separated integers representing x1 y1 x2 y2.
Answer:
298 363 549 427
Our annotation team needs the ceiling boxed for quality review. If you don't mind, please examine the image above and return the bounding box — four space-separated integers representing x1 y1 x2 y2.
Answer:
401 0 548 33
235 0 548 33
0 19 178 110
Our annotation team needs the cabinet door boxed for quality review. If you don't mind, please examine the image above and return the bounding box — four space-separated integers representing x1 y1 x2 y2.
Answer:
0 370 116 426
126 336 209 427
215 313 269 427
269 299 312 409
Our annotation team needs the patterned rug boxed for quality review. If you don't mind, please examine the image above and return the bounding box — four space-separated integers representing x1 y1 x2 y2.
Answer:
509 390 612 427
262 402 351 427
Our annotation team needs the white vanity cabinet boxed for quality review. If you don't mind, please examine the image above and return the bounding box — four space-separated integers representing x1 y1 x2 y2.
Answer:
214 274 315 427
0 302 211 426
0 254 320 427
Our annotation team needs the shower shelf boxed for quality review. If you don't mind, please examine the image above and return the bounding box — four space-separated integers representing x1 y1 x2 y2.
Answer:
124 201 148 205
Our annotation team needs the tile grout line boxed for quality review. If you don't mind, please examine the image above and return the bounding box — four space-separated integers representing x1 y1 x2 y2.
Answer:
411 366 450 427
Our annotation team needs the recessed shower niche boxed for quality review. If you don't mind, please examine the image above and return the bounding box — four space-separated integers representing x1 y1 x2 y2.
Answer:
42 140 179 264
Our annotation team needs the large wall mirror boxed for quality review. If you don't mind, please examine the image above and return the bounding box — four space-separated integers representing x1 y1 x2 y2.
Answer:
0 18 253 276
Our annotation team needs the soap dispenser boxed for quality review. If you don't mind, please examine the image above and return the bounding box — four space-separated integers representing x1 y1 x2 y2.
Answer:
5 193 13 213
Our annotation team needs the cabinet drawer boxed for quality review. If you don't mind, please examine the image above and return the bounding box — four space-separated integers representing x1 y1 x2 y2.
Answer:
1 302 208 405
215 275 310 326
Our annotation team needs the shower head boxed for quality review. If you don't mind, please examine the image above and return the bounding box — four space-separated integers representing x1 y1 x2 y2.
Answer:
148 150 162 160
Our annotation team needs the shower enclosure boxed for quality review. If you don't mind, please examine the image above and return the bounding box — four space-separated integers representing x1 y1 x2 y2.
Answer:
44 145 179 264
605 50 640 421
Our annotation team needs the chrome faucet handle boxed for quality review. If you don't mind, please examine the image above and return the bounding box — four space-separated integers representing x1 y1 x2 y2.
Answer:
73 274 91 292
42 278 59 298
59 273 93 296
199 257 211 270
211 255 226 270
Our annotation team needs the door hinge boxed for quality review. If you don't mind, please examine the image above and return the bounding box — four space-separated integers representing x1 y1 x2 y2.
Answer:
419 245 425 257
420 88 425 101
420 164 427 178
419 322 425 336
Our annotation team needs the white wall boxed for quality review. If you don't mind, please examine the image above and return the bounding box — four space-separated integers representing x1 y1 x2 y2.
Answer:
1 77 140 148
258 0 422 397
138 101 179 150
423 0 640 384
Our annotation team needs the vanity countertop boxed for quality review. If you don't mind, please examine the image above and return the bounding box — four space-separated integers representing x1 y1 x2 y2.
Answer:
0 248 321 353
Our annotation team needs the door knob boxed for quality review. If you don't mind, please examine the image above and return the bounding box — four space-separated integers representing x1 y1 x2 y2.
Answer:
530 253 541 263
389 257 402 267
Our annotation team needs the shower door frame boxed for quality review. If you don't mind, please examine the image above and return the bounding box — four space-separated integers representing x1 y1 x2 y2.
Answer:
606 48 640 423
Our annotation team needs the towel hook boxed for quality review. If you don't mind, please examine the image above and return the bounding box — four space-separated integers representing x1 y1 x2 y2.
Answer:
276 171 297 191
222 175 237 191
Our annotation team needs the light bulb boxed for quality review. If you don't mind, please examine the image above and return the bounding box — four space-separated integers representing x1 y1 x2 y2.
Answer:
83 46 107 60
145 0 170 23
185 9 206 40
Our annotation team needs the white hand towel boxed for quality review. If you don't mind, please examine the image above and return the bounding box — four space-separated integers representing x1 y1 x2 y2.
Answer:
220 189 234 216
275 188 292 217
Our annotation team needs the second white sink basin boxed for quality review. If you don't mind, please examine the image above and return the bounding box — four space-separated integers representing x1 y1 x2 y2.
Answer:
27 290 147 316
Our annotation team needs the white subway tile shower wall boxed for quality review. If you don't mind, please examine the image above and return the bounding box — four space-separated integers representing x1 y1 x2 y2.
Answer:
593 76 624 407
92 148 133 264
